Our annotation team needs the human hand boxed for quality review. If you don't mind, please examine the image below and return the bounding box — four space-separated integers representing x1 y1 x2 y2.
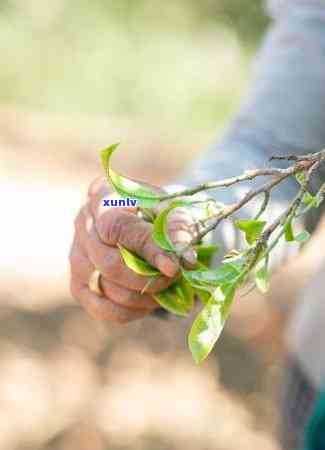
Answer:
69 177 197 322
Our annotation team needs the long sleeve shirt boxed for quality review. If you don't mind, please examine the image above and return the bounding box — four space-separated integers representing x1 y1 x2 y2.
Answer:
180 0 325 389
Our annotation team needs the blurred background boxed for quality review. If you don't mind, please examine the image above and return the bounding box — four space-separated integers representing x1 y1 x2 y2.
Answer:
2 1 320 449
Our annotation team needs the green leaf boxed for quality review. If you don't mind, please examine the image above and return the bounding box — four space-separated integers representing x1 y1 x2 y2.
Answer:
296 171 306 185
182 263 242 288
255 266 269 293
118 245 160 276
101 144 160 208
303 192 314 206
188 283 236 363
152 200 193 252
153 277 194 316
194 287 211 305
302 192 322 208
140 208 156 222
196 244 219 266
295 230 310 243
284 219 295 242
235 219 266 245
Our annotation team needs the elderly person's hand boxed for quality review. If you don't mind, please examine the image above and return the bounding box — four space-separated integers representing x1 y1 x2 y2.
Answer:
69 177 197 322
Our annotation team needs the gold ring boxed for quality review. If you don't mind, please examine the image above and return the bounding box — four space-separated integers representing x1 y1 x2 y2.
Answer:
88 270 103 296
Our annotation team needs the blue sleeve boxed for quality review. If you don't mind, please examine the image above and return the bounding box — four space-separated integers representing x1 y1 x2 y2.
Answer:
180 0 325 206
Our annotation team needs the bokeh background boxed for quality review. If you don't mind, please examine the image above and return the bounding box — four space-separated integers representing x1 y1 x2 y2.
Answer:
2 1 323 449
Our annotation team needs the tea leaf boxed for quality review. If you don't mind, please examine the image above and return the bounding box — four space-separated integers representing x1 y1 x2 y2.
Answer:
153 277 194 316
182 263 242 288
235 219 266 245
296 172 306 185
101 144 160 208
295 230 310 243
196 244 219 266
302 192 322 208
189 283 236 363
284 219 295 242
194 287 211 305
118 245 160 276
153 200 193 251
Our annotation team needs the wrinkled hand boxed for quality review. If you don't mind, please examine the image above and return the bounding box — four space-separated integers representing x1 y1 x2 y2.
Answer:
69 177 197 323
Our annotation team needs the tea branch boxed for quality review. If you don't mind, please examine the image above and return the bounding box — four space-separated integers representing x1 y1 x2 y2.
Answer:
172 149 325 245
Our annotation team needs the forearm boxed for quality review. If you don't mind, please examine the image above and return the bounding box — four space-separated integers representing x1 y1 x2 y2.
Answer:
180 0 325 206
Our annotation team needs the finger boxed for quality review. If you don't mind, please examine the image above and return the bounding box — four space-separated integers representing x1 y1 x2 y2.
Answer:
74 206 176 293
88 181 179 276
167 207 197 267
69 237 94 282
88 176 137 215
70 278 150 323
154 199 198 267
87 177 109 198
100 278 159 310
88 204 180 278
167 207 197 246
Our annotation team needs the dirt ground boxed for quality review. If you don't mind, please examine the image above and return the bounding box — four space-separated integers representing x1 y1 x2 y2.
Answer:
2 107 324 450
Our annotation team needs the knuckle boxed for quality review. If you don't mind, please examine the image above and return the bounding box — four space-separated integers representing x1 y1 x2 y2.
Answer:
169 230 192 247
98 256 113 279
136 227 153 255
74 205 89 232
100 252 120 280
96 213 110 242
69 241 82 268
74 209 83 230
104 301 130 323
106 212 126 245
106 212 144 248
122 288 134 304
116 316 130 324
69 249 79 269
70 279 81 300
87 177 106 198
146 277 170 294
167 220 195 233
169 207 193 223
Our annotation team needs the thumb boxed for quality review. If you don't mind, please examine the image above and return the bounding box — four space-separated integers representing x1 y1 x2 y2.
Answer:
166 206 197 267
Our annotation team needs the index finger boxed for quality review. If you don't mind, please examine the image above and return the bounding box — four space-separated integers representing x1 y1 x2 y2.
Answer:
88 195 179 278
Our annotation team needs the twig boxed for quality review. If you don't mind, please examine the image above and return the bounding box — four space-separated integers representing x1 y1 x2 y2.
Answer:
172 148 325 264
158 150 325 204
255 191 270 220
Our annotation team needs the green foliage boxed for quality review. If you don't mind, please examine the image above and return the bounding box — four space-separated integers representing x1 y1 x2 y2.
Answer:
2 0 265 132
100 145 321 363
284 221 310 243
302 192 322 208
153 277 194 316
188 283 237 363
296 172 322 209
296 171 306 186
235 219 266 245
195 244 219 266
118 244 160 276
284 219 295 242
152 200 194 252
295 230 310 243
101 144 160 208
182 263 242 288
194 287 211 305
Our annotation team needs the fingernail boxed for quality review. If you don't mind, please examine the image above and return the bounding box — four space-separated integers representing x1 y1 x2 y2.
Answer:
155 254 179 277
